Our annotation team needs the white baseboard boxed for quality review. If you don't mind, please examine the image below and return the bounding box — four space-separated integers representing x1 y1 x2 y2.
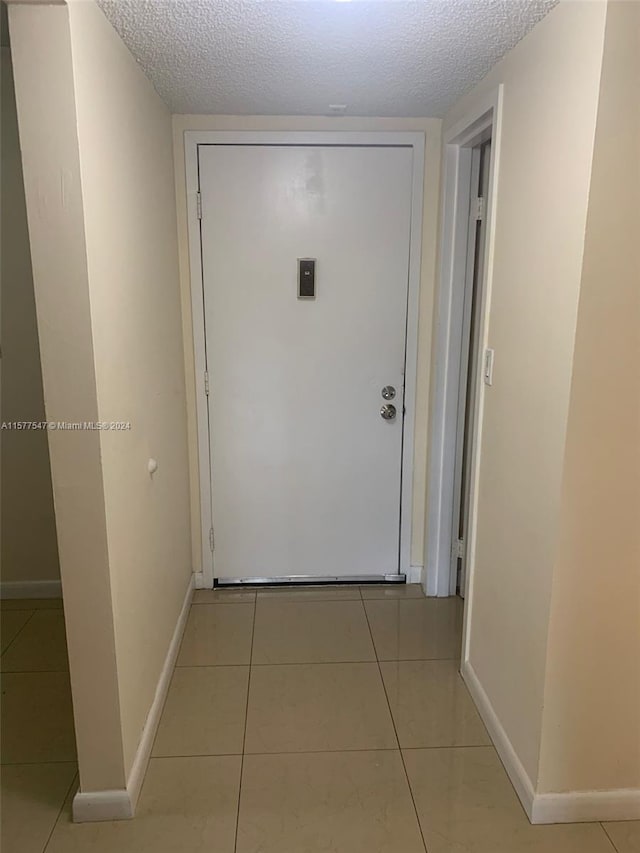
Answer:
123 574 194 812
71 789 133 822
193 571 206 589
408 565 423 585
0 579 62 599
425 567 438 597
531 788 640 824
461 660 536 820
73 574 194 823
462 660 640 824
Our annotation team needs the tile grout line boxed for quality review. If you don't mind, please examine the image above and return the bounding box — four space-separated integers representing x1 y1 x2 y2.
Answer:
192 589 426 606
174 656 460 669
360 597 430 853
176 658 377 668
0 760 78 767
150 743 494 760
42 768 79 853
191 601 256 606
148 644 180 761
149 596 232 761
191 658 459 667
600 822 622 852
0 604 62 611
232 600 257 853
0 743 493 770
0 609 38 659
0 669 70 675
146 596 212 761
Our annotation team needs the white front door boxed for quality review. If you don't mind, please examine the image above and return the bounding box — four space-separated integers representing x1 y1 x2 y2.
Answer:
199 144 413 582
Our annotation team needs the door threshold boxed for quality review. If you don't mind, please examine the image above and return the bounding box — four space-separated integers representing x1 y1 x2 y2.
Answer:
215 574 406 587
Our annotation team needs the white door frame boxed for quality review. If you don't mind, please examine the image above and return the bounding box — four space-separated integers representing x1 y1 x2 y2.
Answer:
425 86 503 606
185 131 425 589
449 143 483 598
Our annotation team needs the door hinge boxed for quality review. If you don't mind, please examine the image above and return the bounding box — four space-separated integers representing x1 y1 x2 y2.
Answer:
453 538 465 560
209 527 215 551
204 371 210 396
196 191 202 220
472 196 484 221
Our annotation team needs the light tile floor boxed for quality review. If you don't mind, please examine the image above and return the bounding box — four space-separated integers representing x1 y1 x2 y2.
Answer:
0 597 77 853
1 587 636 853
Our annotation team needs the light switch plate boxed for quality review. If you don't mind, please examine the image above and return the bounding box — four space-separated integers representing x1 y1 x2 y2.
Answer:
484 348 495 386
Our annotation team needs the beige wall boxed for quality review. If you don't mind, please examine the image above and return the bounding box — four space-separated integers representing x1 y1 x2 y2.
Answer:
444 0 608 784
9 0 192 792
172 114 442 575
9 2 126 791
538 0 640 794
67 0 192 779
1 46 60 585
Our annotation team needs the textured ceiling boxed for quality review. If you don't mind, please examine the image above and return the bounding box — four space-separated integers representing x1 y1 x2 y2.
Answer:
98 0 558 117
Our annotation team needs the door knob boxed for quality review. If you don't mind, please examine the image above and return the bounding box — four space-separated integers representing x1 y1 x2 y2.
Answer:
380 404 397 421
381 385 396 400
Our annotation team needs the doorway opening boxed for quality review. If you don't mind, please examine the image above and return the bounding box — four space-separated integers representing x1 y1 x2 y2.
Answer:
451 138 492 597
185 132 425 590
425 87 502 624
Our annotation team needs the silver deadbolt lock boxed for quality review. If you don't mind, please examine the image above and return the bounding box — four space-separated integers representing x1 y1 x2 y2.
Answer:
381 385 396 400
380 404 397 421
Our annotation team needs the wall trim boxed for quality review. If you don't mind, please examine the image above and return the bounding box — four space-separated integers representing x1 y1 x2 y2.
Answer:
72 574 194 823
408 565 423 585
461 659 536 820
425 85 503 599
531 789 640 825
123 573 194 812
463 660 640 825
462 660 640 825
70 789 133 823
0 579 62 599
